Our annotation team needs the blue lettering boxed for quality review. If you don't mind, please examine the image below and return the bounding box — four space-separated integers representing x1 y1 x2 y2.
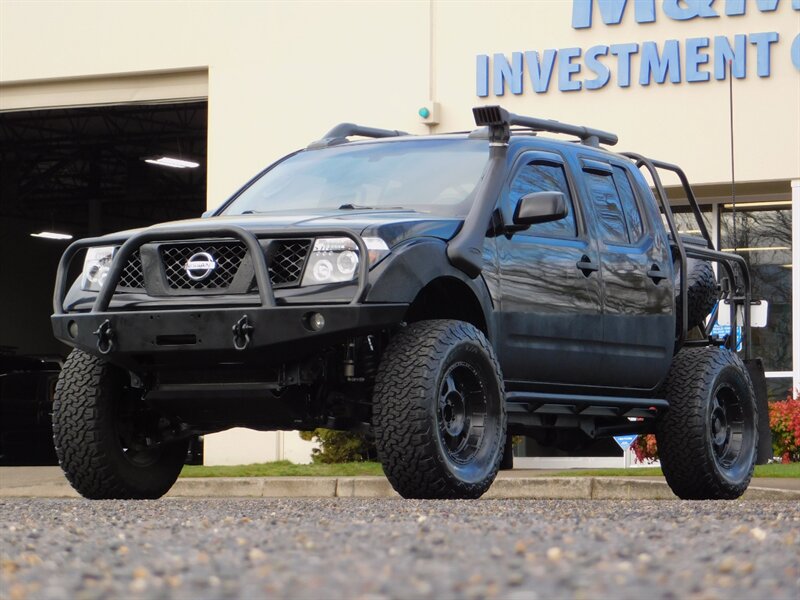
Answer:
558 47 582 91
663 0 718 21
685 37 711 82
727 0 781 14
493 52 524 95
571 0 655 29
476 55 489 97
792 34 800 70
584 45 611 90
714 35 747 79
749 31 779 77
640 40 682 85
524 50 558 93
610 42 639 87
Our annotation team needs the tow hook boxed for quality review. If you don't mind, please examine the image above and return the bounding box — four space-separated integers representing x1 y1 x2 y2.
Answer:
93 319 115 355
232 315 254 351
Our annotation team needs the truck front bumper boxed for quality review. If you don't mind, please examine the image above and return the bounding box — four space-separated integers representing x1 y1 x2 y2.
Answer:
52 303 407 360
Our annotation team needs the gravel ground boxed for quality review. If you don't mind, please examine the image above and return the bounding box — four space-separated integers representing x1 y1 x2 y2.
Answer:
1 498 797 600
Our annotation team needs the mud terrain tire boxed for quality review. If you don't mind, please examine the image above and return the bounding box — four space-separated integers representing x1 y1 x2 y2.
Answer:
656 347 757 500
373 320 506 499
53 349 188 499
675 259 717 330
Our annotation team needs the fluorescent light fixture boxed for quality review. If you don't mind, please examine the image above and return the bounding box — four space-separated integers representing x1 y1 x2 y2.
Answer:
723 200 791 209
30 231 73 240
721 246 790 252
144 156 200 169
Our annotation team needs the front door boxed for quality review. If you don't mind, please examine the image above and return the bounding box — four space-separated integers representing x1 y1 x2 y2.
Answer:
495 151 604 386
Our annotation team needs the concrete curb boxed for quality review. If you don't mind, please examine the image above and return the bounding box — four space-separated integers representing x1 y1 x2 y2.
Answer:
2 476 798 500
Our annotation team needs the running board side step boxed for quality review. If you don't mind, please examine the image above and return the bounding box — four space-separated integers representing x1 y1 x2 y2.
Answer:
505 391 668 420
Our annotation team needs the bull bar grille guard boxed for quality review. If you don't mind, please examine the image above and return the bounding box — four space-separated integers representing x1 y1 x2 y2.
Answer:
53 225 371 315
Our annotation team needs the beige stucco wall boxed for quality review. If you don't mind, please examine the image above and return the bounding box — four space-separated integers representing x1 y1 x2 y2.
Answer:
2 0 798 205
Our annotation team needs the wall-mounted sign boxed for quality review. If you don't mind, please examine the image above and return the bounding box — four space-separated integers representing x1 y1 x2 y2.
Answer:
477 0 800 96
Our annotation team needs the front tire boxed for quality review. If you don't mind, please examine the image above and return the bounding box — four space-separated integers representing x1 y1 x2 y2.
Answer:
373 320 506 499
53 349 188 499
656 347 757 500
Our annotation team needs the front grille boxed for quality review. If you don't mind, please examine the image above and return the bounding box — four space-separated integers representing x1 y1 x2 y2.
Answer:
119 250 144 290
161 242 247 290
269 240 311 287
159 239 311 291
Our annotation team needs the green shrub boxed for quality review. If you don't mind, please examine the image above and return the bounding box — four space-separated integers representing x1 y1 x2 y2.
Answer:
299 429 376 463
769 392 800 463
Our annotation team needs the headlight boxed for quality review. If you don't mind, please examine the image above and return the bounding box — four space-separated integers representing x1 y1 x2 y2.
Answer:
81 246 116 291
301 237 389 287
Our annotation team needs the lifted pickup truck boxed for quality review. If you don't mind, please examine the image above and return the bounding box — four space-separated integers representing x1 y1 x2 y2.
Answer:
51 106 770 500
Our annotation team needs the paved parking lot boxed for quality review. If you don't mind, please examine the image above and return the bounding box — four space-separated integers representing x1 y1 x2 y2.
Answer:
1 498 798 599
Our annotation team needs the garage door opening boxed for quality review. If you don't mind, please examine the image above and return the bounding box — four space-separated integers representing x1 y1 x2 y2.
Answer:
0 100 207 463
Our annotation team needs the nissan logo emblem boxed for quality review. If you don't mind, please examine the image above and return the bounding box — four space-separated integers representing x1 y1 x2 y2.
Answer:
185 252 217 281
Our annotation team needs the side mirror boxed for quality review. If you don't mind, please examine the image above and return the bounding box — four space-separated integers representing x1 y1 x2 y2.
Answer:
512 191 568 227
200 209 215 219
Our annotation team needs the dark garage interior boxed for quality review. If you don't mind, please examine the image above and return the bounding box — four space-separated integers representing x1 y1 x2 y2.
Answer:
0 100 207 462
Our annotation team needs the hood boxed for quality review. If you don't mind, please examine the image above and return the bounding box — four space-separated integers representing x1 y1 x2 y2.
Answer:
108 209 463 248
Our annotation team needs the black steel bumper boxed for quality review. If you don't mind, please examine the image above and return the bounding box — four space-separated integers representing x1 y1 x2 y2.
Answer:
52 303 407 357
52 224 407 363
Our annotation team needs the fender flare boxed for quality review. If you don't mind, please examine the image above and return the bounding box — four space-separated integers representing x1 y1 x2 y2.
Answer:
366 238 496 344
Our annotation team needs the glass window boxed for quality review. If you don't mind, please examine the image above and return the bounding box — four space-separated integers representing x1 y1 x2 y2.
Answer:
508 161 577 238
584 170 628 244
222 139 489 218
667 206 713 239
720 205 792 372
612 166 644 241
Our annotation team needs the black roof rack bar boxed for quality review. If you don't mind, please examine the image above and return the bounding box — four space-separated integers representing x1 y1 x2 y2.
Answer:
473 105 618 147
308 123 409 150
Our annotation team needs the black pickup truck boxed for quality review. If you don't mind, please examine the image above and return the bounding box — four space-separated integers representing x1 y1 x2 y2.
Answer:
51 106 770 500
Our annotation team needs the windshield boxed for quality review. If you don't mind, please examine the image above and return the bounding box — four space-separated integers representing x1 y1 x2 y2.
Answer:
222 139 489 217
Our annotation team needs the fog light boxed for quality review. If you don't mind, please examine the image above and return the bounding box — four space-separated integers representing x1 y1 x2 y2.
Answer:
309 312 325 331
67 320 78 339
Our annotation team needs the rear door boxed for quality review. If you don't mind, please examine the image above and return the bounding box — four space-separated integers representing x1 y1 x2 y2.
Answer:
578 158 673 389
495 151 604 385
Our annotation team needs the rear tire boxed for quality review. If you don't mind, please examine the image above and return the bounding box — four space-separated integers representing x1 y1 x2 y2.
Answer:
373 320 506 499
53 349 188 499
656 347 757 500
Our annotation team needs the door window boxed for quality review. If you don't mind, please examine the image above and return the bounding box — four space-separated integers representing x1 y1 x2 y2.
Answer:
508 161 576 238
612 166 645 242
584 169 628 244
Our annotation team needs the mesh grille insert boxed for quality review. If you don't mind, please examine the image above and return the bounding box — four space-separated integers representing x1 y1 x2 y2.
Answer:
269 240 311 287
161 242 247 290
119 250 144 290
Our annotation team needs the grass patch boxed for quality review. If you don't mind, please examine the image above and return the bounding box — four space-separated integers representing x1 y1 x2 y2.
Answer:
180 460 384 478
541 463 799 479
180 461 798 479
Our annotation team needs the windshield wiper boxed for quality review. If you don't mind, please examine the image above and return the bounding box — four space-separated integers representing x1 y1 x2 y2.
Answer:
338 203 408 211
338 203 375 210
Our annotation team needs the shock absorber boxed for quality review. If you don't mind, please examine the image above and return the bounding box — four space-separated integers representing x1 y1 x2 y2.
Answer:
358 335 379 380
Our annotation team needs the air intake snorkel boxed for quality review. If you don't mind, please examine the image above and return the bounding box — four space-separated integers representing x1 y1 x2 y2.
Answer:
446 106 511 278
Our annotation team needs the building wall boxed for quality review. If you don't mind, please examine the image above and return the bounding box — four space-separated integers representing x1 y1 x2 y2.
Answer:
2 0 798 203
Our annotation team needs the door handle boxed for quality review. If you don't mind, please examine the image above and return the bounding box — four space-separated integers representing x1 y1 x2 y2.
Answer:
576 255 599 277
647 264 667 284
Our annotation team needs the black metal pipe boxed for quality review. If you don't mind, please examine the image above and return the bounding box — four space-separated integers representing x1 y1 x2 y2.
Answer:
53 227 371 314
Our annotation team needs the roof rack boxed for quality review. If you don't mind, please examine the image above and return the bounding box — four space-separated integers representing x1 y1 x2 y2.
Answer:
472 105 618 147
308 123 409 150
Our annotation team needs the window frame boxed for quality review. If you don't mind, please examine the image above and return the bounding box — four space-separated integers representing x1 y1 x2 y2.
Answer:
502 150 585 241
